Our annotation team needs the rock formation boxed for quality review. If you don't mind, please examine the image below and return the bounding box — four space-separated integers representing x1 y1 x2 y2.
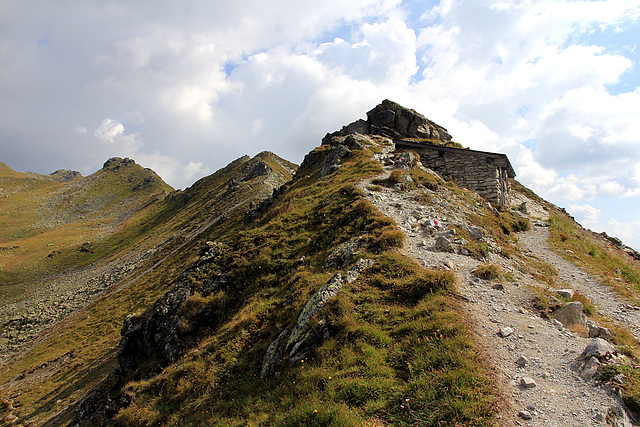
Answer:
326 99 453 143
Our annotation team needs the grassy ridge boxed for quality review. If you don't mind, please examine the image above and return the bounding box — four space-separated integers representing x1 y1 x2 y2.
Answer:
0 159 172 304
0 153 297 425
112 144 498 425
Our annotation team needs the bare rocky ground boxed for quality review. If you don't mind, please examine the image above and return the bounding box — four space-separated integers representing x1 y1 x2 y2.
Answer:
0 243 163 366
359 145 639 426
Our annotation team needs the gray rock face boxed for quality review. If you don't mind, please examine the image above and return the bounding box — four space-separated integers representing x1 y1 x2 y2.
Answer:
578 338 615 360
579 356 601 380
552 301 585 327
587 321 614 339
463 225 484 241
260 258 375 377
286 273 345 357
366 100 453 142
518 202 529 214
572 338 616 382
435 236 452 251
49 169 82 182
299 136 356 179
342 119 370 135
323 100 453 144
325 237 365 269
74 241 231 424
320 144 352 178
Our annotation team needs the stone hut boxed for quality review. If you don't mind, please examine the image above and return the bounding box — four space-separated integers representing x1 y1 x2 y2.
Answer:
327 99 517 207
395 140 515 207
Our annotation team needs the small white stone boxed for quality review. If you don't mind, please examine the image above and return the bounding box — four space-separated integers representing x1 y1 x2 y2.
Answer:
499 327 514 337
557 288 574 298
518 410 532 420
520 377 537 388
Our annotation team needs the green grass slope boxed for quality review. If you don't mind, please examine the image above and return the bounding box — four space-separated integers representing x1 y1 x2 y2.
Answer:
0 152 297 426
0 158 172 304
77 138 498 426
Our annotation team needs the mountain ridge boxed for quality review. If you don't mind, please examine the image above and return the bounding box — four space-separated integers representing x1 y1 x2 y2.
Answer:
1 101 639 426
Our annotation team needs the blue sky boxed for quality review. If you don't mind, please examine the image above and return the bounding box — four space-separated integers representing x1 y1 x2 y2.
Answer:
0 0 639 250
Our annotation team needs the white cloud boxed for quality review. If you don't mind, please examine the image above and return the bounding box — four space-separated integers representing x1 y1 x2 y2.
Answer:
94 119 126 144
1 0 639 245
408 0 640 211
568 203 602 228
607 218 640 250
134 152 211 188
314 19 418 85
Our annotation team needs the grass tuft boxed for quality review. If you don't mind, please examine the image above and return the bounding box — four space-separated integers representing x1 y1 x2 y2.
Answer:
472 264 502 281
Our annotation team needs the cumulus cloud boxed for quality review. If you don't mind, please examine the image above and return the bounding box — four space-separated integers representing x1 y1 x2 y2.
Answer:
607 218 640 250
134 152 211 188
0 0 639 247
93 118 143 157
94 119 126 144
314 19 418 84
568 203 602 228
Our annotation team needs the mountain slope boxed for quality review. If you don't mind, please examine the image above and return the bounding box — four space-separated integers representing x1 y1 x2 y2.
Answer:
72 134 498 426
1 101 640 426
0 152 296 426
359 152 640 425
0 157 172 303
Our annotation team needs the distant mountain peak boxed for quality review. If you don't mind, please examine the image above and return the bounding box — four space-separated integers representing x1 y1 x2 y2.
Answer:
49 169 82 182
102 157 137 170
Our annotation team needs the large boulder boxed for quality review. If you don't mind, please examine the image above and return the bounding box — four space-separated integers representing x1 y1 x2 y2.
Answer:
578 338 615 360
366 100 453 142
552 301 585 327
323 100 453 143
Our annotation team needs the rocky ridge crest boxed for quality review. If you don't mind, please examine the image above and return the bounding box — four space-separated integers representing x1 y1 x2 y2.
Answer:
325 99 453 143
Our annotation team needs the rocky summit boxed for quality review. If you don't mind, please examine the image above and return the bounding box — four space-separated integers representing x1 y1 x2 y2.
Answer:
1 101 640 427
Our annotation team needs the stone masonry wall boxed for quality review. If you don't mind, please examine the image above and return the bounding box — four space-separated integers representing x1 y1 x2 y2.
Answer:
417 149 511 206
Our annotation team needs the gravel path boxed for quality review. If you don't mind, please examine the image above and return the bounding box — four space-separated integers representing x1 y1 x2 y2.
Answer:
519 226 640 342
359 146 636 426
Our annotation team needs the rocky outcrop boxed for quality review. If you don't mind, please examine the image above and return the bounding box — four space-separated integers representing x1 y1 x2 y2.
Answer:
326 100 452 143
260 258 374 377
600 231 640 260
49 169 82 182
73 242 230 425
298 133 373 180
102 157 136 171
324 237 366 269
366 100 453 142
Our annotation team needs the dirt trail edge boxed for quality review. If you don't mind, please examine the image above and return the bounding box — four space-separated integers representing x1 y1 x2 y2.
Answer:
519 227 640 342
359 146 636 426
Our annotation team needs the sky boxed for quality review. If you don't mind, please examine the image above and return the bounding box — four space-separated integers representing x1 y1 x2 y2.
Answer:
1 0 639 250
